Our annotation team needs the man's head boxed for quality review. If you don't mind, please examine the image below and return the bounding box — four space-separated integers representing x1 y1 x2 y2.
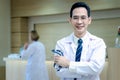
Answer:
70 2 91 18
69 2 92 38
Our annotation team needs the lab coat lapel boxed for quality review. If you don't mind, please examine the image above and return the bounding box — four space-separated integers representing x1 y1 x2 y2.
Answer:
67 33 76 54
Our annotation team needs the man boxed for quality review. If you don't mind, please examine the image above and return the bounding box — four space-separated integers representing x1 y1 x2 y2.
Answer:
54 2 106 80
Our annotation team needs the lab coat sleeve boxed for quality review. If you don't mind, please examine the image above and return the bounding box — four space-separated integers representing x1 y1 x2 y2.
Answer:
54 40 83 78
54 39 106 78
55 67 83 78
69 40 106 75
20 44 34 59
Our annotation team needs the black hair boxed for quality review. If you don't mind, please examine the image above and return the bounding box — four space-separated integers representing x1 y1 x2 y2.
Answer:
70 2 91 18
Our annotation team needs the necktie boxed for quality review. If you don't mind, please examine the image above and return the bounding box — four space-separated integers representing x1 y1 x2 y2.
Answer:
74 39 83 80
75 39 83 61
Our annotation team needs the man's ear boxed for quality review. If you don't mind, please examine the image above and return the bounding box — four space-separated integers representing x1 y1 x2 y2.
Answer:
88 17 92 24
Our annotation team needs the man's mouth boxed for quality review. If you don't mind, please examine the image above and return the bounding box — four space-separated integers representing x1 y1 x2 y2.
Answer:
76 26 84 29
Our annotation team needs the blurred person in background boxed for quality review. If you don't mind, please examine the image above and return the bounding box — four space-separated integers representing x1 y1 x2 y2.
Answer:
21 30 49 80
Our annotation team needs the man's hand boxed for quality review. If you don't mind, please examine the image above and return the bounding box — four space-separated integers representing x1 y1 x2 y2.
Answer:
54 56 70 68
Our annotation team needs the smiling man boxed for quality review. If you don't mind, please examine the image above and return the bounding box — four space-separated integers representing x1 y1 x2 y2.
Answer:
54 2 106 80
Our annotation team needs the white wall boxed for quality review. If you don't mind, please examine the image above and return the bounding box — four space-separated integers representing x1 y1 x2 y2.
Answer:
0 0 11 66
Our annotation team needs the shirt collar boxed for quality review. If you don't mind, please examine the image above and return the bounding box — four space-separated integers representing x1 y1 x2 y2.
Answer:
73 31 88 45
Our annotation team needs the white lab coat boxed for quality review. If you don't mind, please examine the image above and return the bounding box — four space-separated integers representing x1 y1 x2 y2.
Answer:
54 32 106 80
21 41 49 80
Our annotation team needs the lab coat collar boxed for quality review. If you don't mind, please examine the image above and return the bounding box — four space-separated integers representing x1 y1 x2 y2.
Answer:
65 32 90 54
64 33 74 44
73 31 89 45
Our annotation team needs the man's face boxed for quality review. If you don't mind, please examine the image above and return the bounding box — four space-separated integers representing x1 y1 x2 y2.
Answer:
69 7 91 37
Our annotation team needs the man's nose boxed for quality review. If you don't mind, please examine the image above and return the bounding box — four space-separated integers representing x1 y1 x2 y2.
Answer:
77 18 82 23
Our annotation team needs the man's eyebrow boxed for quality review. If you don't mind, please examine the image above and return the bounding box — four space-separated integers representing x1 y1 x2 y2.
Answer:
73 15 87 17
73 15 79 17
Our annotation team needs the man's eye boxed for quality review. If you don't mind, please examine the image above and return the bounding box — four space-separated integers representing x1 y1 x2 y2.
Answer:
72 16 88 20
81 16 87 19
73 17 79 19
